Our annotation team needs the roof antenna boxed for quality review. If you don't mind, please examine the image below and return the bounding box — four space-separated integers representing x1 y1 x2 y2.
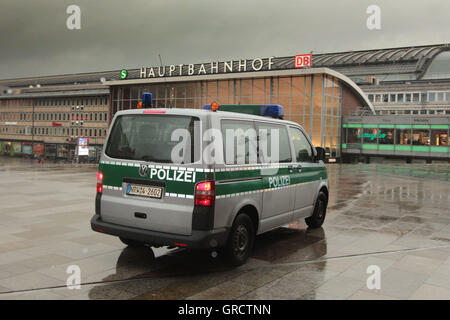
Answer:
158 54 164 67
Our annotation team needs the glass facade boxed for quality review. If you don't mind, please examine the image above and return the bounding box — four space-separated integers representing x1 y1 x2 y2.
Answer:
342 123 450 156
111 74 345 157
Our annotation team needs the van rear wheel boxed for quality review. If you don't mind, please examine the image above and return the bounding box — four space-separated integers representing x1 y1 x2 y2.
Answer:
305 191 327 229
224 213 255 266
119 237 145 247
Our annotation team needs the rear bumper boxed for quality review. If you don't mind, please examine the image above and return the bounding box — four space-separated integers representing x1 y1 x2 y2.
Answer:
90 214 229 249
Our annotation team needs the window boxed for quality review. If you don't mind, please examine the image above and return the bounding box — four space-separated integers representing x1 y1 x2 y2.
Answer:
412 129 430 146
421 93 427 102
378 128 395 144
346 128 362 144
106 114 200 163
431 130 448 146
397 93 404 102
289 127 313 162
390 94 396 103
405 93 411 102
428 92 436 102
382 94 389 103
413 93 420 102
256 123 292 163
438 92 445 101
221 120 257 165
396 129 411 145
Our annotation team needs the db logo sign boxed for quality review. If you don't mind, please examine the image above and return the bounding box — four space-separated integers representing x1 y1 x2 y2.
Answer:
295 54 312 68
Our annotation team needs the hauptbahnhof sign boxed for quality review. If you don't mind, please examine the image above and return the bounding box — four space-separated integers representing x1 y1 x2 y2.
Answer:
120 54 312 80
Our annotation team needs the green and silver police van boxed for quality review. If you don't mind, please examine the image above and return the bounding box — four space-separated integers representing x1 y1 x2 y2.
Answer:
91 98 328 266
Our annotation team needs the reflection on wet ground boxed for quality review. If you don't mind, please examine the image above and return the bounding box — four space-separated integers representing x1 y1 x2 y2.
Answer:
0 157 449 299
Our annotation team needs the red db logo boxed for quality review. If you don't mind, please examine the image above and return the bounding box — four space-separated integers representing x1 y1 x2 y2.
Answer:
295 54 312 68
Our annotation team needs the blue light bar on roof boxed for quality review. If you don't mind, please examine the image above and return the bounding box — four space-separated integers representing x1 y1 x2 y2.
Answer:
202 104 284 119
260 105 284 119
142 92 152 107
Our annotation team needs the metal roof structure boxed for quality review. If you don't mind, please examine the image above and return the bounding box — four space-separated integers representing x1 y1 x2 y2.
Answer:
0 43 448 89
0 88 109 100
311 43 450 79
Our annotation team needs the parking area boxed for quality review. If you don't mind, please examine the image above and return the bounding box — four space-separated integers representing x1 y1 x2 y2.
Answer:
0 156 449 299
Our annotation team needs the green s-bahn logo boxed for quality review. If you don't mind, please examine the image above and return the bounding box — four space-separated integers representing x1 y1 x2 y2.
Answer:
120 69 128 80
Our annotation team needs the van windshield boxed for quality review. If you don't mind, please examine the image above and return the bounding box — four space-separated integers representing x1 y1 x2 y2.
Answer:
105 114 200 163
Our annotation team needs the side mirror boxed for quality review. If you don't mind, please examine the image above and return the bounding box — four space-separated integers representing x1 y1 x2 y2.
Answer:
315 147 326 162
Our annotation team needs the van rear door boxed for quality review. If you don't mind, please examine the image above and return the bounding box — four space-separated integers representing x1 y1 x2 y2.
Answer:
98 112 204 236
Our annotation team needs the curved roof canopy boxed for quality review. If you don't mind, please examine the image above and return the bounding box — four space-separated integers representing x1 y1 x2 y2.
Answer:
0 44 449 88
311 43 450 79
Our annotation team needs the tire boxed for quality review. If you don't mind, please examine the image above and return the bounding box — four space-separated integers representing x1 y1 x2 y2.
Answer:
305 191 328 229
224 213 255 267
119 237 145 247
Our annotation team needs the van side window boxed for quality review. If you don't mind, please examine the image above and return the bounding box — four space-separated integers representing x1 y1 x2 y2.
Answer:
257 123 292 163
221 120 257 165
289 126 314 162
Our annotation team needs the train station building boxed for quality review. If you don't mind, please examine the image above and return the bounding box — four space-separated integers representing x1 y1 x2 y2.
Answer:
1 43 450 162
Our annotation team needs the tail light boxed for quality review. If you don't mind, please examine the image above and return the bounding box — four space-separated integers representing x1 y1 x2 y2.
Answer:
97 171 103 194
194 181 215 207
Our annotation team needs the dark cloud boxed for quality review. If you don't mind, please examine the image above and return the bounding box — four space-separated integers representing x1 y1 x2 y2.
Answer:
1 0 449 79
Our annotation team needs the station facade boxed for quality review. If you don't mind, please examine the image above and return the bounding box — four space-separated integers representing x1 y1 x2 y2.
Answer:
0 55 374 160
3 43 450 162
105 64 374 159
0 85 109 160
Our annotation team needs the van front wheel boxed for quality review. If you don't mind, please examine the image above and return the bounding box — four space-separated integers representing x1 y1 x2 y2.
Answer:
224 213 255 266
305 191 328 229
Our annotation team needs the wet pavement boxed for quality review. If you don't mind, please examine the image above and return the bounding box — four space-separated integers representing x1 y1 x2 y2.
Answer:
0 156 449 300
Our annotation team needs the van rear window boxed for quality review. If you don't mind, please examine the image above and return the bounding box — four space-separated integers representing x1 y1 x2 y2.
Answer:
105 114 200 163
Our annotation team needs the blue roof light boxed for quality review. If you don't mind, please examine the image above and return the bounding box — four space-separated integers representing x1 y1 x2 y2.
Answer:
260 105 284 119
203 104 284 119
142 92 152 107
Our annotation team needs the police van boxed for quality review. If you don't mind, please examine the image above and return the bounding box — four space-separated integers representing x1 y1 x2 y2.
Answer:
91 96 329 266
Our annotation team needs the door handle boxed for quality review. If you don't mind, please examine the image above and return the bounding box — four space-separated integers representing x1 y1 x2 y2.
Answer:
288 165 294 173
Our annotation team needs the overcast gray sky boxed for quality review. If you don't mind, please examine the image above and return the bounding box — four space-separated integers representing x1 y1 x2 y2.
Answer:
0 0 449 79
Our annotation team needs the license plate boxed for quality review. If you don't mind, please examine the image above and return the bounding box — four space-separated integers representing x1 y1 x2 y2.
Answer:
126 184 163 199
